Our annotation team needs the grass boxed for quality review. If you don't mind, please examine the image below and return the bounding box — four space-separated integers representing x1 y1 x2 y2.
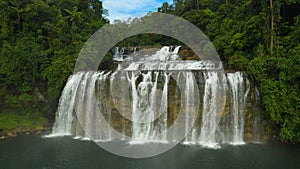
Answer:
0 112 48 130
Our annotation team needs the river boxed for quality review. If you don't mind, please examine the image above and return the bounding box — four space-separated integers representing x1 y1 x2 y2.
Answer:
0 133 299 169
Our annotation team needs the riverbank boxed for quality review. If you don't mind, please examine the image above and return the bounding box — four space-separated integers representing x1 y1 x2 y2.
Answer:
0 112 52 139
0 126 52 139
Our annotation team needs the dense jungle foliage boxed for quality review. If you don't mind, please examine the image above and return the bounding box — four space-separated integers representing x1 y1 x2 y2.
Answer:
0 0 299 142
0 0 108 131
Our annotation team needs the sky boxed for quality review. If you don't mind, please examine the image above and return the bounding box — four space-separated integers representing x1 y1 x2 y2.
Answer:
102 0 173 22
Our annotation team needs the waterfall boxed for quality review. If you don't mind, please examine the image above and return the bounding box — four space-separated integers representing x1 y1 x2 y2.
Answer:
129 71 154 142
199 71 220 148
47 46 263 147
128 71 171 143
181 71 197 144
50 72 85 136
156 72 171 141
110 68 129 140
226 72 246 145
113 47 125 61
252 85 263 143
172 71 182 142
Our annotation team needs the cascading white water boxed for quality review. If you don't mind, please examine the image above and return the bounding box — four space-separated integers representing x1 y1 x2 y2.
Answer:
172 71 182 142
227 72 246 145
199 71 220 148
110 68 128 140
49 72 85 136
47 72 111 140
182 72 196 144
48 46 262 147
156 72 171 141
252 85 263 143
128 71 171 143
113 47 126 61
129 71 154 142
73 71 112 141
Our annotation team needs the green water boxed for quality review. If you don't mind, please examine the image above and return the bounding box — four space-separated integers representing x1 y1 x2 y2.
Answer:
0 133 299 169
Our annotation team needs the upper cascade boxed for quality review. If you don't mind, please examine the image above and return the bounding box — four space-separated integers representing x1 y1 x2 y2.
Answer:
142 46 181 61
113 46 222 71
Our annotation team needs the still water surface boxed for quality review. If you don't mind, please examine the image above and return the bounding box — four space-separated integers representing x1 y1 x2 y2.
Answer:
0 133 299 169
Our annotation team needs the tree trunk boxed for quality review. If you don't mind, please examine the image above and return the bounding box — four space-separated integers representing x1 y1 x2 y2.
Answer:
17 12 21 32
270 0 274 56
